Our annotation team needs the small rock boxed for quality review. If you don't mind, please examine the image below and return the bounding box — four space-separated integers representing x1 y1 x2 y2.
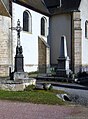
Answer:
43 83 52 90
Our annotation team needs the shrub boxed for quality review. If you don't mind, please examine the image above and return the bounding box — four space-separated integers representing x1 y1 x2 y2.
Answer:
77 71 88 78
24 85 35 91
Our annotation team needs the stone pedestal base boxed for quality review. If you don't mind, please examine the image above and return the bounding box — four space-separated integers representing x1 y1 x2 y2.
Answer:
56 56 70 77
56 69 70 77
0 78 36 91
15 54 24 72
13 72 28 81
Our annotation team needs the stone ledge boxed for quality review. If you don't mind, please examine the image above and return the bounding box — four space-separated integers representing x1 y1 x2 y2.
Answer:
13 72 28 81
0 78 36 91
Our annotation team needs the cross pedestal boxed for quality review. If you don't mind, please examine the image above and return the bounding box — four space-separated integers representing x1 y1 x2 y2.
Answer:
10 19 27 81
8 19 36 89
15 54 24 72
14 45 24 72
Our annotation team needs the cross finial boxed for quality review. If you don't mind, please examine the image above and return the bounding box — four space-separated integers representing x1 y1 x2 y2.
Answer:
10 19 23 47
16 19 22 43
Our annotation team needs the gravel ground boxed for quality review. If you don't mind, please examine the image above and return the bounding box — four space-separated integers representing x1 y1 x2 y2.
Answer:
0 100 88 119
53 86 88 107
37 81 88 107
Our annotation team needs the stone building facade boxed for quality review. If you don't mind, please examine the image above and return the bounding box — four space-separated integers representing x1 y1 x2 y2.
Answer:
0 16 12 76
44 0 88 74
0 0 88 77
0 1 12 77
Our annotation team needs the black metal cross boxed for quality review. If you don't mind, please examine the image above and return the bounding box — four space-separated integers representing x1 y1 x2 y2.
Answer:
10 19 23 47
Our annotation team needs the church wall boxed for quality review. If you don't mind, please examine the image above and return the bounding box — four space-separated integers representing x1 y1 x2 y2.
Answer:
49 14 71 67
0 15 11 76
12 2 49 72
79 0 88 71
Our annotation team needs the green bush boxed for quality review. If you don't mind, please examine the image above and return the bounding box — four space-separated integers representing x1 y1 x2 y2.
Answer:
28 71 38 78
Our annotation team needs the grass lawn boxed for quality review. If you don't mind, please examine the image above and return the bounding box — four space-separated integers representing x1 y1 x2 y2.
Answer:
0 89 66 105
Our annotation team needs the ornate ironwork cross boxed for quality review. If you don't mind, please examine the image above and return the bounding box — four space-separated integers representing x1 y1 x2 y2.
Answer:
11 19 23 47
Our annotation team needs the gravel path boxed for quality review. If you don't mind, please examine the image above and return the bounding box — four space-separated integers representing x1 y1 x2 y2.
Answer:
53 86 88 106
0 100 88 119
37 81 88 106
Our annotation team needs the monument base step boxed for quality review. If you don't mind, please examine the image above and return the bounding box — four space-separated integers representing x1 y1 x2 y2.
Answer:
12 72 29 81
0 78 36 91
56 69 70 77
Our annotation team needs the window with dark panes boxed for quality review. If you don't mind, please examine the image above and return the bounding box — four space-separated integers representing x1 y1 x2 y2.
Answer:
23 11 32 33
85 20 88 38
41 17 47 36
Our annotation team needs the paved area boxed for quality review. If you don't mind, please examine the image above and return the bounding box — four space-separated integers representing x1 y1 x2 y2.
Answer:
0 100 88 119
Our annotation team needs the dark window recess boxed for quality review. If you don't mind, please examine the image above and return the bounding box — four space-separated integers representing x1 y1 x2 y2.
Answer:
41 18 45 36
23 11 29 32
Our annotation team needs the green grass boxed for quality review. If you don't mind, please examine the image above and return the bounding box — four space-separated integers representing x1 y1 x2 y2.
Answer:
0 90 66 105
28 71 38 78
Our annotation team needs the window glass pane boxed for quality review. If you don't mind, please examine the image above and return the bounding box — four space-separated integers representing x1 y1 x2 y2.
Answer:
87 23 88 38
41 18 45 36
23 11 29 32
85 20 88 38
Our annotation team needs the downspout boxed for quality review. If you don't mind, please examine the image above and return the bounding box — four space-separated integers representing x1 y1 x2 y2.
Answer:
70 12 74 73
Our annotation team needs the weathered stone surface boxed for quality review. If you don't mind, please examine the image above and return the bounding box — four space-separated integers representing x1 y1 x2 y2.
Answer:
72 11 82 73
13 72 28 81
0 15 12 77
74 20 81 29
38 37 50 73
0 78 36 91
73 12 80 20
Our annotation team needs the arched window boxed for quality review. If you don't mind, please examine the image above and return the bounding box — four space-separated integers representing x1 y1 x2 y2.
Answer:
23 10 32 33
85 20 88 38
41 17 47 37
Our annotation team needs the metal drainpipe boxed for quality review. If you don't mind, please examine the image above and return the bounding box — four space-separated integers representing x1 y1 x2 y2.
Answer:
70 12 74 73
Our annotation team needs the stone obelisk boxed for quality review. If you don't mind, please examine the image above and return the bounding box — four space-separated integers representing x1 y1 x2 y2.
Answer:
56 35 70 77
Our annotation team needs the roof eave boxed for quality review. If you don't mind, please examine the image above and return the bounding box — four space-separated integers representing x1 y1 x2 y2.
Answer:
48 7 80 15
13 0 51 16
0 0 11 17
